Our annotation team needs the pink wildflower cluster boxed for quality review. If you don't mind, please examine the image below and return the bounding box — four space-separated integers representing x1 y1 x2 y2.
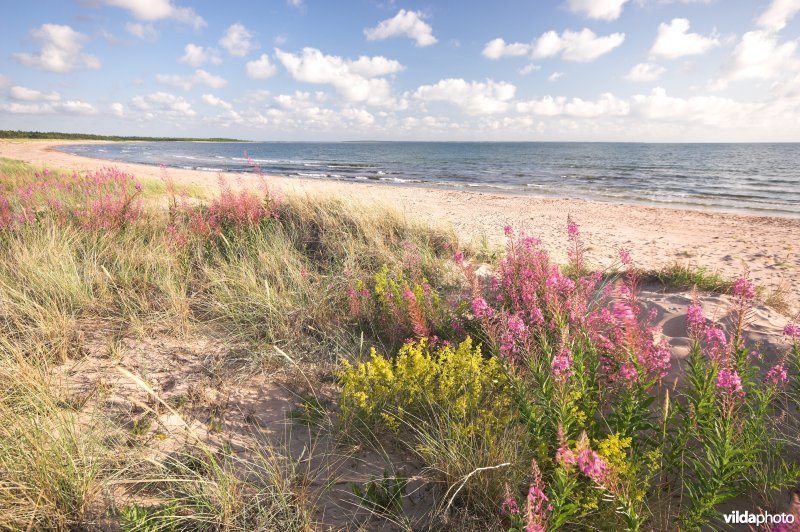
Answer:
716 368 744 398
1 166 143 231
551 346 574 382
205 175 279 233
732 275 756 301
575 432 613 488
784 323 800 342
765 364 789 387
686 303 705 338
502 461 551 532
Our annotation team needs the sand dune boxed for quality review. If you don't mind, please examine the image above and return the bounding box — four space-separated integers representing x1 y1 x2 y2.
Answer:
3 139 798 319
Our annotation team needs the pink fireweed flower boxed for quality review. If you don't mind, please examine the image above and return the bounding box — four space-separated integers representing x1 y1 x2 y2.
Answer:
765 364 789 387
556 443 577 469
619 248 632 266
471 297 493 319
453 250 464 266
567 220 579 238
619 362 638 384
504 224 514 236
525 460 550 532
784 323 800 342
686 304 705 337
551 347 574 382
732 276 756 300
716 368 744 398
576 434 611 487
501 484 520 515
704 327 729 361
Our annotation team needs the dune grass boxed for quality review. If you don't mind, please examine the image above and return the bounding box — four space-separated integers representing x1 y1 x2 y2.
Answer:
1 158 799 530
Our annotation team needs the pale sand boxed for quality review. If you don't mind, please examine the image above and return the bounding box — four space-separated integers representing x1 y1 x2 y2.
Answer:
2 139 799 317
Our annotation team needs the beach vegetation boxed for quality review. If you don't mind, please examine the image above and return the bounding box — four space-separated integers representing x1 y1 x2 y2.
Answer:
1 158 798 529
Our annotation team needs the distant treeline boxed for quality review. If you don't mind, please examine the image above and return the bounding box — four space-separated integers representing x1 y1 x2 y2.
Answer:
0 130 244 142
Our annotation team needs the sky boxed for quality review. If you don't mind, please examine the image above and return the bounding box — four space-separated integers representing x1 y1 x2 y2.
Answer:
1 0 799 141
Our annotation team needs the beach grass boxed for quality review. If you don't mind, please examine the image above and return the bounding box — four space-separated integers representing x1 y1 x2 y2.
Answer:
1 158 799 530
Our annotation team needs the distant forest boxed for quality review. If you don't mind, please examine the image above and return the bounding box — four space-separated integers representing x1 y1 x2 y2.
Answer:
0 130 244 142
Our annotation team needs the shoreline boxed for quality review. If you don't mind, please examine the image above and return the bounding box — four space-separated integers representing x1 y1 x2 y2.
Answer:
3 139 799 312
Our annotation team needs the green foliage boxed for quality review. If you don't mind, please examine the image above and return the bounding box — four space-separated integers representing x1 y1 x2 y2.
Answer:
351 471 408 518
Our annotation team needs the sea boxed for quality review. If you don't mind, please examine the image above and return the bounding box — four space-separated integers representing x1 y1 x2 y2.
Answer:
59 142 800 217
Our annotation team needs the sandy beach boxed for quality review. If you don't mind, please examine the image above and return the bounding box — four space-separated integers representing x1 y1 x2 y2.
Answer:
4 139 798 314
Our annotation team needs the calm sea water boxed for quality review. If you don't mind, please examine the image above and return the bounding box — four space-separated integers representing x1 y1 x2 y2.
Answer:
60 142 800 216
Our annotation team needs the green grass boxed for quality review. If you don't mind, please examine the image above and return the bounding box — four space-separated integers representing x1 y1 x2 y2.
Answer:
639 262 734 293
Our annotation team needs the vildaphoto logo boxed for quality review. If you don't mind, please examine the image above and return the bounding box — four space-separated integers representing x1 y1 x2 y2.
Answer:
723 510 795 526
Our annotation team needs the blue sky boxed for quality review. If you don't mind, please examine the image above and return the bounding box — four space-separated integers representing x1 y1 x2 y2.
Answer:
1 0 799 141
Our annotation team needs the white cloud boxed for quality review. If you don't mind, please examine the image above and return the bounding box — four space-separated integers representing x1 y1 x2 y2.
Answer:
180 44 221 67
239 89 271 103
482 38 531 59
0 98 96 115
286 0 304 9
548 72 565 81
246 54 277 79
275 47 405 108
110 102 125 117
532 28 625 62
625 62 666 81
125 22 158 40
757 0 800 32
364 9 437 47
517 93 630 117
13 24 101 73
156 69 227 90
9 85 60 102
565 0 630 21
519 63 541 75
97 0 205 29
58 100 98 114
202 93 233 110
710 30 798 89
0 75 9 88
632 87 755 126
649 18 720 59
345 55 404 77
413 78 516 115
131 91 196 117
219 23 258 57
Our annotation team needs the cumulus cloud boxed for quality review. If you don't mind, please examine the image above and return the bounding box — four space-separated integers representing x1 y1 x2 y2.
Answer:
565 0 630 21
95 0 205 29
110 102 125 117
0 97 97 115
649 18 720 59
180 44 221 67
131 91 196 117
202 93 233 110
413 78 516 115
710 30 798 89
757 0 800 32
9 85 61 102
516 93 629 117
59 100 98 114
246 54 277 79
548 72 565 81
482 38 531 59
14 24 101 73
275 47 405 108
632 87 756 126
156 69 228 90
519 63 541 75
532 28 625 62
364 9 437 47
219 23 258 57
625 62 666 81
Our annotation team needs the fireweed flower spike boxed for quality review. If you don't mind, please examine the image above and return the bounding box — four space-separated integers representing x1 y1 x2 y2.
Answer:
525 460 551 532
765 364 789 387
716 368 744 399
